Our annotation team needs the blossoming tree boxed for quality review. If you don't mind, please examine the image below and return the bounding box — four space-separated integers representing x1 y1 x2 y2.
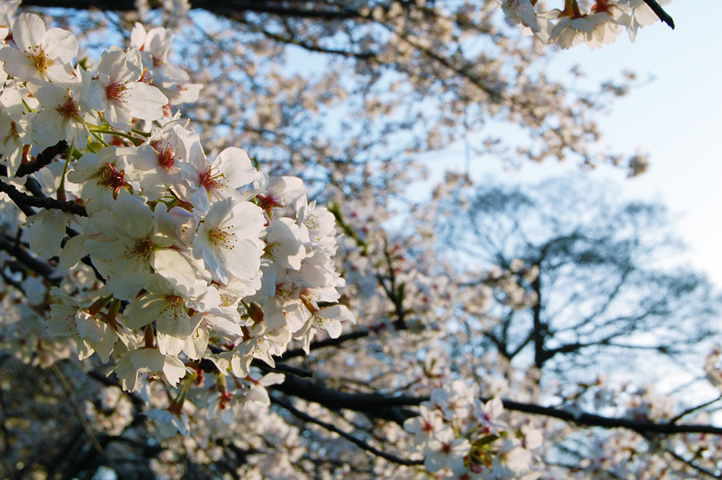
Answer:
2 1 722 479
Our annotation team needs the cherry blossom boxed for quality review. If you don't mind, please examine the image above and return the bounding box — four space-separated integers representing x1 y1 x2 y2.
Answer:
2 5 718 480
0 13 77 82
193 196 266 284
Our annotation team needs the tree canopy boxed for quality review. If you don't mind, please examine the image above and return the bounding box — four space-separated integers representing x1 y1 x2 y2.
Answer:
436 176 720 375
2 1 721 479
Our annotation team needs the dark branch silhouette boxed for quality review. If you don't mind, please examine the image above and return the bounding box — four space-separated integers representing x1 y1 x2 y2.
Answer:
642 0 675 29
0 178 88 217
15 141 68 178
273 374 722 436
21 0 364 20
271 395 424 466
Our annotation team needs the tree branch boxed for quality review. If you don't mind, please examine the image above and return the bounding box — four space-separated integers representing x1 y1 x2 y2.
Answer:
0 234 58 281
642 0 675 29
50 364 107 460
271 395 423 466
21 0 364 20
281 328 373 360
667 395 722 425
15 141 68 178
250 24 377 60
273 374 419 424
0 178 87 217
662 447 719 479
275 374 722 436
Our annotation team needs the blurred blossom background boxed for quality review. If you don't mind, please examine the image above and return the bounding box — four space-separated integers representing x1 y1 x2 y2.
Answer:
416 1 722 286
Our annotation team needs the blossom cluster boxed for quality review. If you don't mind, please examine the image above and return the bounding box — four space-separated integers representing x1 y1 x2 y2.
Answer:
0 8 353 436
501 0 673 49
546 376 722 478
404 381 543 479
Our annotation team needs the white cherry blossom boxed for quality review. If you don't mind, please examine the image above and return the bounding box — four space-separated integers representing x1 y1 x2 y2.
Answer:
0 13 77 83
87 47 168 130
193 196 265 284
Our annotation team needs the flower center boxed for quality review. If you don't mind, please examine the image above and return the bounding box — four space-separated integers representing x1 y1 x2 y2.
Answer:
257 193 283 211
56 91 80 119
151 140 176 170
106 82 127 103
27 45 48 73
199 168 224 191
162 295 186 318
304 213 319 230
130 237 154 260
99 162 129 199
208 227 235 249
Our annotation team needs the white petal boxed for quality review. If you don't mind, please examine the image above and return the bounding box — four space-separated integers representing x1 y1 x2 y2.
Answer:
152 249 199 297
13 13 45 54
213 147 257 189
126 82 168 120
43 27 78 62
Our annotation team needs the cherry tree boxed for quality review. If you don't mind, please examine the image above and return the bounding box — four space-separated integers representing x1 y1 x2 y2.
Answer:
435 176 720 375
2 1 721 479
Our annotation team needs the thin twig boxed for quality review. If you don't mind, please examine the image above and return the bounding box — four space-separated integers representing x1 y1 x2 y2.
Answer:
50 364 106 457
663 447 720 479
0 234 58 282
0 356 12 458
667 395 722 425
271 395 423 466
253 359 314 377
253 25 376 59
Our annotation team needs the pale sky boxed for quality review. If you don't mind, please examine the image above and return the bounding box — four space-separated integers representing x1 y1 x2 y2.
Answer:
425 1 722 287
551 1 722 287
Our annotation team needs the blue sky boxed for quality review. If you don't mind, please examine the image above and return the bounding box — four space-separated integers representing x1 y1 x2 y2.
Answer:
424 1 722 287
553 1 722 286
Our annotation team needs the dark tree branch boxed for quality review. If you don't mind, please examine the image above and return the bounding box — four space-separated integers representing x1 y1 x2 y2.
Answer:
273 374 420 424
24 176 47 199
275 374 722 436
0 234 58 281
15 141 68 177
21 0 365 20
281 328 373 360
642 0 675 29
271 395 423 466
502 398 722 436
0 178 87 217
531 263 546 369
